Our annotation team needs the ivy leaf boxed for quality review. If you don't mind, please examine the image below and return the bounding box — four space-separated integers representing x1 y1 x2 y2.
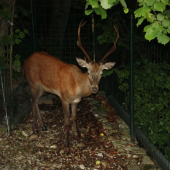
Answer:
157 33 170 45
108 0 114 3
162 19 170 27
100 0 114 9
103 69 114 77
146 13 155 22
152 21 159 28
85 2 89 10
168 24 170 31
15 29 20 33
134 6 151 18
163 10 170 18
85 9 94 15
163 29 167 34
15 39 21 44
89 0 100 8
154 2 165 12
137 17 144 27
94 6 107 19
108 0 117 3
155 23 164 32
144 25 153 32
167 27 170 33
146 0 155 6
24 29 29 34
138 1 145 6
161 0 169 5
15 54 21 60
14 59 21 68
145 29 161 41
19 32 25 39
157 13 164 21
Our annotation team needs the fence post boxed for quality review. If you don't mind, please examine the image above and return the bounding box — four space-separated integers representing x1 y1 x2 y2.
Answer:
130 13 134 140
30 0 36 52
92 14 95 62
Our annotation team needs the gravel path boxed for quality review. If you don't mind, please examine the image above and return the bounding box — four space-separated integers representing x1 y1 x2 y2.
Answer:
0 92 161 170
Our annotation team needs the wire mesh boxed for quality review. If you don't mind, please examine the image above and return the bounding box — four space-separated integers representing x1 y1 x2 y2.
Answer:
95 12 170 169
19 0 170 169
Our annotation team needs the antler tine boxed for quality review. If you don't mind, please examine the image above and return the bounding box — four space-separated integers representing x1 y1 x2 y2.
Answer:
100 25 119 63
77 20 92 62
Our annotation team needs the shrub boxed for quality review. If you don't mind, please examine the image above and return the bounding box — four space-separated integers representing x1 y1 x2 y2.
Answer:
114 57 170 159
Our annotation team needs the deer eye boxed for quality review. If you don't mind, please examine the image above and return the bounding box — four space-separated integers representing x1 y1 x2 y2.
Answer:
101 73 103 76
87 72 90 75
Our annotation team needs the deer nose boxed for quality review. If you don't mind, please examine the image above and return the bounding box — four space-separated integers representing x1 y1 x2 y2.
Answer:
92 87 98 93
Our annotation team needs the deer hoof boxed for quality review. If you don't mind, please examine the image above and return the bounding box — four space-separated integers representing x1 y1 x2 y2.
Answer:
41 125 47 131
33 129 38 134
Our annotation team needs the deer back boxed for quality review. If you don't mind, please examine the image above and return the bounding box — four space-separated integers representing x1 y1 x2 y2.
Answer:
23 52 92 102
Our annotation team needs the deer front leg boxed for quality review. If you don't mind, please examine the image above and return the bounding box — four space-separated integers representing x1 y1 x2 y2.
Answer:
71 103 81 143
62 101 70 153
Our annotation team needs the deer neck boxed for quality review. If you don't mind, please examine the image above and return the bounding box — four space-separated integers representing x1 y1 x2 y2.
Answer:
79 73 92 97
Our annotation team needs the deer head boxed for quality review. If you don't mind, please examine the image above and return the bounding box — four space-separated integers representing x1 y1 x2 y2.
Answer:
76 20 119 93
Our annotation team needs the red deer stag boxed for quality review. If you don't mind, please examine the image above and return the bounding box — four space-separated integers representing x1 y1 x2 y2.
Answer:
23 20 119 153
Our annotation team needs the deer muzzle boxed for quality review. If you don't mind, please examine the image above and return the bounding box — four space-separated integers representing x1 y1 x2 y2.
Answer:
92 86 98 93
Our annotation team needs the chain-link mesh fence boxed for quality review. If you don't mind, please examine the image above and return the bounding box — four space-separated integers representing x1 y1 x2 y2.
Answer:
1 0 169 169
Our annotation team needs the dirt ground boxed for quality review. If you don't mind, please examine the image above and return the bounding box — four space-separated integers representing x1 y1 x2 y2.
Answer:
0 93 161 170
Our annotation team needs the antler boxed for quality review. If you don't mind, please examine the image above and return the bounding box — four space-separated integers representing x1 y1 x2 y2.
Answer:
77 20 92 62
100 25 119 63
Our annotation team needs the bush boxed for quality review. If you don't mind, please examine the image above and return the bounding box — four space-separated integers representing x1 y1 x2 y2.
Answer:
114 57 170 159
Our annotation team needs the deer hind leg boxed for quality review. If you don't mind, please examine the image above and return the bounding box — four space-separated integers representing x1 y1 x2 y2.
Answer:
71 103 81 142
30 86 46 134
62 101 70 153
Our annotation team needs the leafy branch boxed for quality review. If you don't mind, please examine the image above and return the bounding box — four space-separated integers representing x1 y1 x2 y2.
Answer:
134 0 170 45
85 0 129 19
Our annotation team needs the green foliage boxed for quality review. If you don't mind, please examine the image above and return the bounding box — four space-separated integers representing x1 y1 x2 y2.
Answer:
0 0 12 21
114 58 170 159
94 6 107 19
97 22 117 44
0 29 28 70
14 54 21 68
103 69 113 77
134 0 170 45
85 0 129 19
0 1 29 80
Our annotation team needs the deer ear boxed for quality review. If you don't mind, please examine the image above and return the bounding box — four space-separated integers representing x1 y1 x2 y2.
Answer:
102 62 116 70
76 58 89 68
